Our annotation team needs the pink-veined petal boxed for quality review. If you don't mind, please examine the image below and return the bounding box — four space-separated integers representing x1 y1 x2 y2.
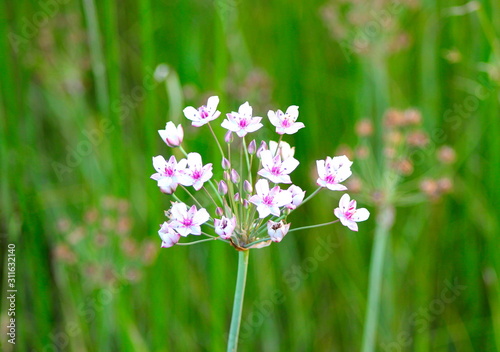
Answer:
352 208 370 222
206 96 219 114
255 179 270 197
193 208 210 225
347 221 358 232
183 106 199 122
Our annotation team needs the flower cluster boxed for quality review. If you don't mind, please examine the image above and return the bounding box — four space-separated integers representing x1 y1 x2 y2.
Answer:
150 96 370 249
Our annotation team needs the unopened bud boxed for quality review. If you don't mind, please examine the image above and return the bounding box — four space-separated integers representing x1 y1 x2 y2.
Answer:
218 180 228 195
216 207 224 217
243 199 249 208
248 140 256 155
234 193 240 201
256 141 267 157
243 180 252 193
222 157 231 170
231 169 240 183
225 131 234 143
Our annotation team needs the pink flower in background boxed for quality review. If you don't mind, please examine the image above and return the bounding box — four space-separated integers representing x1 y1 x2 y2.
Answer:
158 122 184 147
221 102 263 137
214 216 237 239
334 194 370 232
285 185 306 210
183 96 221 127
268 105 305 135
178 153 213 191
170 202 210 236
267 220 290 242
316 155 353 191
249 179 292 218
258 150 299 184
158 222 181 248
151 155 187 194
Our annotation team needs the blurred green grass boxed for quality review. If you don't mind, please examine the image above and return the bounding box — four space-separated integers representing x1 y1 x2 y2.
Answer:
1 0 500 351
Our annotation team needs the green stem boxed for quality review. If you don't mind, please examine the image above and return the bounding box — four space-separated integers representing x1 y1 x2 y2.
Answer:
242 136 252 184
176 237 219 246
361 205 393 352
287 220 339 233
208 122 225 158
227 250 250 352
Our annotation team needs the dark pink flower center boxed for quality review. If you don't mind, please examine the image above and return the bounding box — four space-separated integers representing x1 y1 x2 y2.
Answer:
182 218 193 227
199 106 209 119
325 175 337 184
282 118 292 128
192 170 202 180
263 196 274 205
164 167 175 177
238 119 249 128
271 166 281 175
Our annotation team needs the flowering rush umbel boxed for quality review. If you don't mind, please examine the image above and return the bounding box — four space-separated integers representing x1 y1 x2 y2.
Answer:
150 96 370 351
151 96 370 249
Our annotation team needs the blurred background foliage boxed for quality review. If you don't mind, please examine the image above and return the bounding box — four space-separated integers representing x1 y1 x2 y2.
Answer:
1 0 500 351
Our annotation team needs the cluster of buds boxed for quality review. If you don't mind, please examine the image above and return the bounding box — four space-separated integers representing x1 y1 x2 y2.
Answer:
151 96 370 250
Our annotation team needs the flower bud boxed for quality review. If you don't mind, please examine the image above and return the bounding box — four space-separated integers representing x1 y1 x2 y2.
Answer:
234 193 240 201
222 157 231 170
243 199 249 208
218 180 228 195
243 180 253 193
256 141 267 158
225 130 234 143
216 207 224 217
158 122 184 147
224 171 230 180
248 140 256 155
231 169 240 183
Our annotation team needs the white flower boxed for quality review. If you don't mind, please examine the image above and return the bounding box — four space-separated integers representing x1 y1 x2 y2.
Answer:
214 216 237 239
150 155 187 194
249 179 292 218
285 185 306 210
221 102 263 137
183 96 221 127
267 220 291 242
158 222 181 248
316 155 353 191
334 194 370 232
177 153 213 191
258 150 299 184
169 202 210 236
268 105 305 135
158 122 184 147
